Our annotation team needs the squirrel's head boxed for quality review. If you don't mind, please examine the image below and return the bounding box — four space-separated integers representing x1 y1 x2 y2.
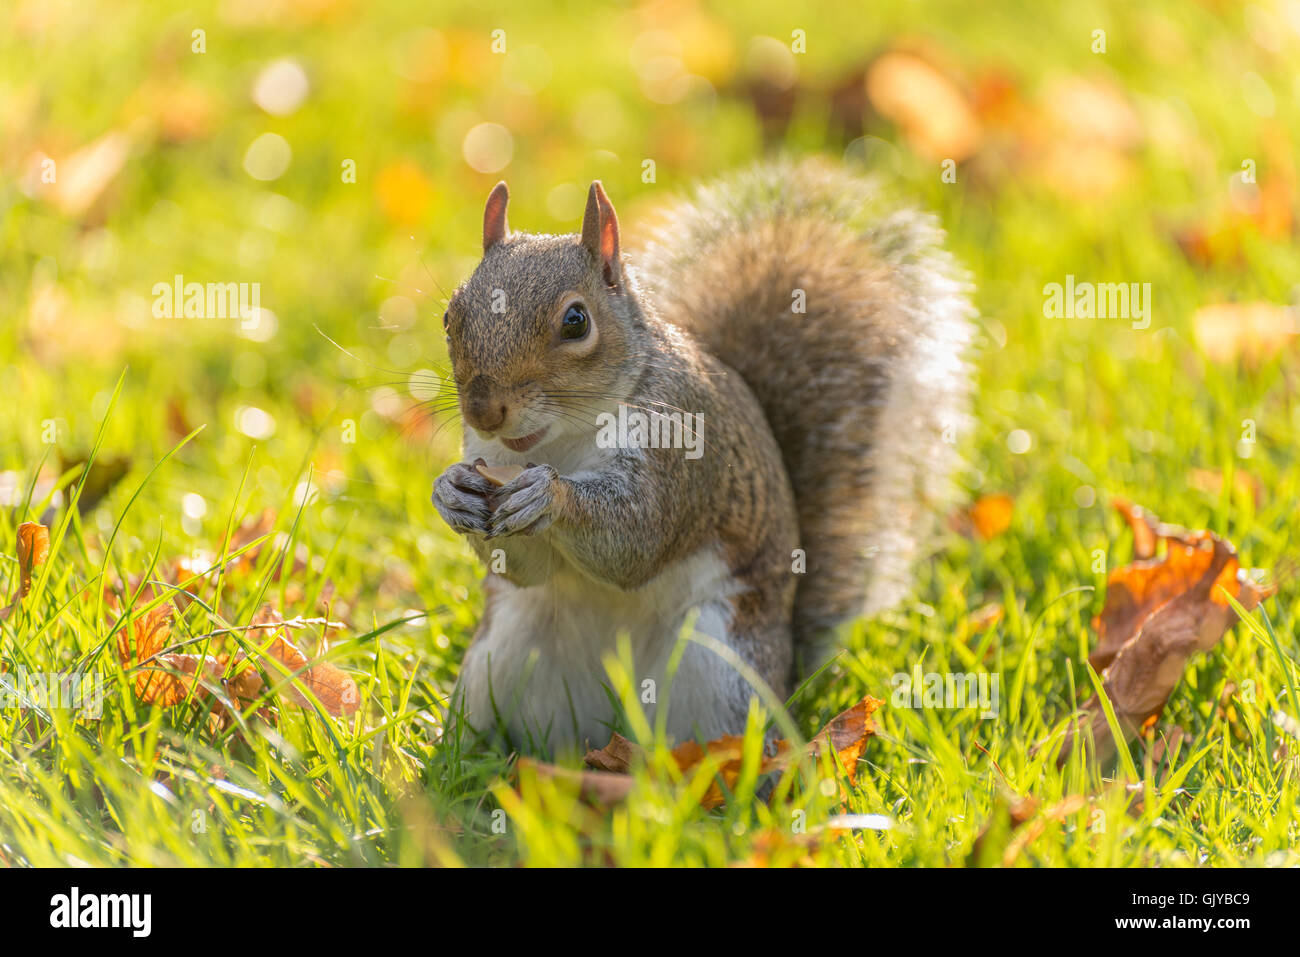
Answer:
443 180 649 454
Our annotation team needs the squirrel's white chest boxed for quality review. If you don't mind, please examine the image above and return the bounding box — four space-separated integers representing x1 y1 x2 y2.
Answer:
453 548 745 752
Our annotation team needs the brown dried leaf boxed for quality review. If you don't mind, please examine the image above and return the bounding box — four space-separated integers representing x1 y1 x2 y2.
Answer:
516 758 636 807
1 521 51 620
114 600 357 722
583 732 642 774
968 790 1086 867
732 827 825 868
580 694 881 810
807 695 882 786
112 602 201 706
1090 522 1257 671
1061 504 1274 767
143 652 223 709
59 453 132 513
240 604 359 716
1111 498 1160 560
667 734 752 810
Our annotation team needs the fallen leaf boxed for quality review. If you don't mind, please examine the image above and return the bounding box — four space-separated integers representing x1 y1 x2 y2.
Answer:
375 160 433 227
808 694 880 786
0 522 51 620
578 695 882 810
1040 76 1142 152
165 396 194 441
1030 76 1141 199
952 492 1015 541
15 522 50 597
515 758 636 807
126 80 220 144
1111 497 1161 560
1175 124 1296 267
114 601 193 705
583 731 640 774
1192 302 1298 366
47 130 130 218
1091 509 1259 671
866 51 980 163
968 790 1086 867
241 604 360 716
964 602 1005 634
1059 504 1273 767
227 508 278 566
112 600 358 727
967 791 1039 867
732 827 825 868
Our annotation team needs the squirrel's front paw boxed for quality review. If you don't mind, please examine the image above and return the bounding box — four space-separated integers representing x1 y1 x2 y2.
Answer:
488 464 560 538
432 463 494 535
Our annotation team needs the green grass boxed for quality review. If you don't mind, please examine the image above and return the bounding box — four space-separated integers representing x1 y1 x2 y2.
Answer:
2 0 1298 866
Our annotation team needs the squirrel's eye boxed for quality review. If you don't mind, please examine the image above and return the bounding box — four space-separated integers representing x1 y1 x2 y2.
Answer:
442 310 450 331
560 303 589 341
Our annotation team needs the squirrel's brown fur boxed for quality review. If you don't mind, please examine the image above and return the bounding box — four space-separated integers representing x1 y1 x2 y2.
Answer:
435 159 973 752
635 159 974 662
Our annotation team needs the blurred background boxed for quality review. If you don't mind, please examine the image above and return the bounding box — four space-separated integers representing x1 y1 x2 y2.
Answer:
2 0 1298 625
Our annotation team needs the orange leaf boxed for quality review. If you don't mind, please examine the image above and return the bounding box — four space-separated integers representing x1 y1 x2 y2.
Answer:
112 599 357 723
1193 302 1298 366
866 51 980 163
15 522 50 593
952 493 1014 541
242 604 359 716
580 694 881 810
140 653 223 708
1111 498 1160 560
375 160 433 227
964 602 1005 634
1059 503 1274 767
808 694 882 786
113 602 196 705
1 522 51 619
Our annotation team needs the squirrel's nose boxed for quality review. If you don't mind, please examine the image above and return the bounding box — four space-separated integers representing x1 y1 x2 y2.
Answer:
464 375 509 433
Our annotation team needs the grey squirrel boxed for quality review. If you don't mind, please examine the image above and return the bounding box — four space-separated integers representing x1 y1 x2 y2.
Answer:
433 158 974 753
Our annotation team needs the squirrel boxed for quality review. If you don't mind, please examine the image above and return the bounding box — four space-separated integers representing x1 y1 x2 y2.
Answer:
433 158 974 753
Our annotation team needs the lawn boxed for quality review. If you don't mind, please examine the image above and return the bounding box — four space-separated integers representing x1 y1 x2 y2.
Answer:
1 0 1298 867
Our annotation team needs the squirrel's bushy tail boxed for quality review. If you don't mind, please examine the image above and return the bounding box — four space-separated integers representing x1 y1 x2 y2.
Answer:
635 158 975 666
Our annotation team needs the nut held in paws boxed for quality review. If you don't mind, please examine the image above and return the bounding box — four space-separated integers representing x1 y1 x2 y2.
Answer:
475 463 525 487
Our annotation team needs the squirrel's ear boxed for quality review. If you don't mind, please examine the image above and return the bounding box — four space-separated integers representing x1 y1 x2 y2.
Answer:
580 181 621 289
482 181 510 252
